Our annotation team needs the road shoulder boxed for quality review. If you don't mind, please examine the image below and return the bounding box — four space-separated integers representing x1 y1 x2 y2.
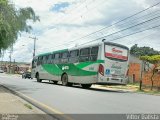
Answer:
0 84 44 114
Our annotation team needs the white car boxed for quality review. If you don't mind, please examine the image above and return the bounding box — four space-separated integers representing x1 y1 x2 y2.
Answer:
0 69 4 73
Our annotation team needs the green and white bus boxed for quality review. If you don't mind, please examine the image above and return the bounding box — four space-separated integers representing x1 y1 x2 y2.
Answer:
31 41 129 88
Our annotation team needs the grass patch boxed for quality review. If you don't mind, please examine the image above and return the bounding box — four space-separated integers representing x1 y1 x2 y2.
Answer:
99 83 160 95
24 104 33 109
136 89 160 95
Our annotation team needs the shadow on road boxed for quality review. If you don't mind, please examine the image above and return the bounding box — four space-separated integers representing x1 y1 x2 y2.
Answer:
36 80 127 93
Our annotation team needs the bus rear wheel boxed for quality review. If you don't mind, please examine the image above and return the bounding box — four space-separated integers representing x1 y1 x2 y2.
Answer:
36 73 42 82
62 74 68 86
81 84 92 89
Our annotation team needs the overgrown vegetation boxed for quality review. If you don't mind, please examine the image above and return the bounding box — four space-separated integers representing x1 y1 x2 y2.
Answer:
130 44 159 56
140 55 160 90
24 104 32 109
0 0 39 55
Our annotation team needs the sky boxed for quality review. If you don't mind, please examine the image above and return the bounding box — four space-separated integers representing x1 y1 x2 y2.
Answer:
2 0 160 62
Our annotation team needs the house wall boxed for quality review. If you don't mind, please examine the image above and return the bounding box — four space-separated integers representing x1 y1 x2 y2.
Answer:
128 55 160 87
128 63 141 82
128 55 142 82
142 71 160 87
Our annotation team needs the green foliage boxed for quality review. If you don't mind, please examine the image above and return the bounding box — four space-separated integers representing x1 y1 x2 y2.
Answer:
140 55 160 90
140 55 160 64
130 44 159 56
0 0 39 53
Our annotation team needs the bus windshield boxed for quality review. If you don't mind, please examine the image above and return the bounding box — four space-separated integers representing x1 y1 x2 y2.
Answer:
105 44 128 61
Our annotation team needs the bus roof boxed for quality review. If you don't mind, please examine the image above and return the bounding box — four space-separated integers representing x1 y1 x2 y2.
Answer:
69 41 129 51
36 41 129 57
69 42 103 51
37 49 68 57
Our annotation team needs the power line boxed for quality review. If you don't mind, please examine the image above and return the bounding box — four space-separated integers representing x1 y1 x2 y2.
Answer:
65 1 160 42
80 24 160 46
54 12 160 47
51 1 160 49
100 15 160 38
125 31 159 45
109 24 160 42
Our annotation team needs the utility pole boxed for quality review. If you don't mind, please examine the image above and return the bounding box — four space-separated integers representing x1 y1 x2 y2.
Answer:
29 36 37 58
9 44 13 74
0 51 4 69
140 61 144 90
9 51 12 74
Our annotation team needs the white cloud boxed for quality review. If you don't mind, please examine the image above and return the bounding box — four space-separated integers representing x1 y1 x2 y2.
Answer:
3 0 160 62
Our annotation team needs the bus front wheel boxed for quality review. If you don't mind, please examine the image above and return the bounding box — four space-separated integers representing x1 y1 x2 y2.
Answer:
36 73 42 82
81 84 92 89
62 74 68 86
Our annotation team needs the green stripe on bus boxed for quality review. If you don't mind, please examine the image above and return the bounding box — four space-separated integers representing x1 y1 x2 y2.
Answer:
57 64 97 76
42 64 63 75
42 63 97 76
76 60 104 69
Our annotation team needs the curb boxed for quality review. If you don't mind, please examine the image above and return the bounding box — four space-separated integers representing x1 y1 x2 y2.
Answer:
0 84 74 120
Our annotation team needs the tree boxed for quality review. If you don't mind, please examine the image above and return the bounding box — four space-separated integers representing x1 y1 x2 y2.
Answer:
130 44 159 56
140 55 160 90
0 0 39 54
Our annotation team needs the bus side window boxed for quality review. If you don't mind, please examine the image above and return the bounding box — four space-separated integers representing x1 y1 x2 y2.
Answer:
45 55 49 64
79 48 90 62
68 50 79 63
51 54 55 64
37 57 39 66
90 46 99 61
39 56 42 65
32 59 35 68
42 56 46 64
54 53 60 64
37 56 42 65
48 54 52 64
61 52 69 63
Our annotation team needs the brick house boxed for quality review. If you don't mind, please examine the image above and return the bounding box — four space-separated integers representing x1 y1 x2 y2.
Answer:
128 55 160 87
128 55 142 82
0 61 31 74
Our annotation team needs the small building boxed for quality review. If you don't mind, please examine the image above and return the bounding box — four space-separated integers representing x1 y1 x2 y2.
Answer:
0 61 31 74
128 55 142 83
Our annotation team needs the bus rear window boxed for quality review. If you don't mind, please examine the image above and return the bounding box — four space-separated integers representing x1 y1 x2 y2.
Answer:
105 45 128 61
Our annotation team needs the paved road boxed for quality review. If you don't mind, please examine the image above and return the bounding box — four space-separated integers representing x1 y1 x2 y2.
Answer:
0 73 160 114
